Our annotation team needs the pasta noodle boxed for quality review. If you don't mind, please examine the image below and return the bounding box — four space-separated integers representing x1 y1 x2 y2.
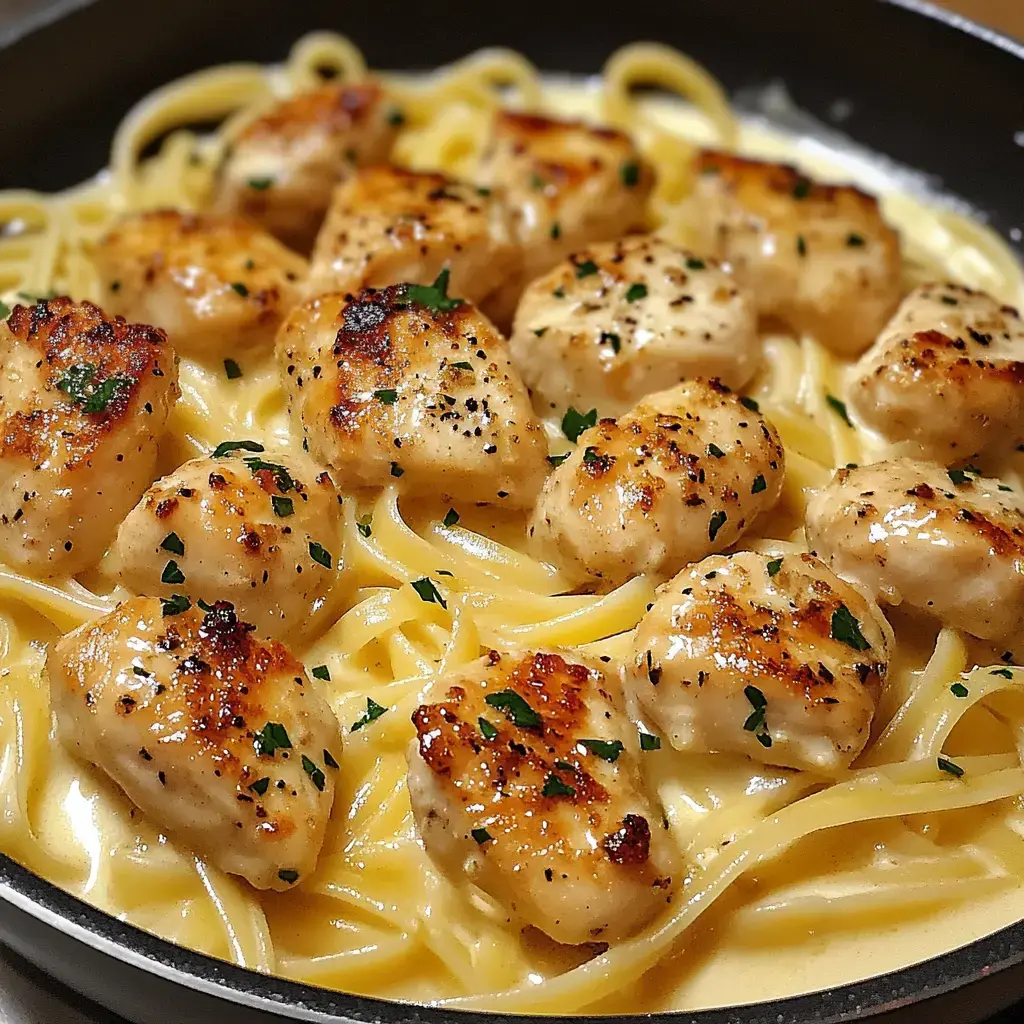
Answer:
0 31 1022 1014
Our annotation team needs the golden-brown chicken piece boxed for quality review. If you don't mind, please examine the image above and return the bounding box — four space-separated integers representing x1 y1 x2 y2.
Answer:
407 649 676 946
529 379 785 589
305 166 519 323
806 459 1024 643
690 151 901 356
849 284 1024 460
0 298 179 578
49 597 340 891
215 81 400 252
477 111 654 296
509 235 759 418
630 552 891 772
112 446 344 640
94 210 308 361
277 279 548 506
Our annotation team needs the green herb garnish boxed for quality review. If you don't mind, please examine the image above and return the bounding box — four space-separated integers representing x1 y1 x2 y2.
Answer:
443 508 460 527
254 722 292 756
411 577 447 610
541 774 576 798
302 754 326 792
561 406 598 443
625 282 647 302
161 560 185 585
708 510 727 542
406 269 462 312
308 541 332 569
826 394 852 426
161 532 184 556
351 698 388 732
485 690 541 729
831 604 871 651
579 738 624 762
224 359 242 380
271 495 294 517
160 594 191 617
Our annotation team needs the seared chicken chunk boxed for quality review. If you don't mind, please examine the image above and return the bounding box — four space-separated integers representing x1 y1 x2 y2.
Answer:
49 597 340 891
806 458 1024 643
113 447 344 640
0 298 178 577
277 281 548 506
94 210 307 361
630 552 890 772
509 235 758 418
529 379 785 588
690 151 901 356
849 284 1024 460
478 111 654 290
408 649 676 946
305 166 519 322
216 81 399 252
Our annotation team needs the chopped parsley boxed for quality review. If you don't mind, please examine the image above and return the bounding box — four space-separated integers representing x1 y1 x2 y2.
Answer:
450 361 473 370
708 510 727 542
530 172 546 190
0 301 9 319
766 557 783 577
387 107 405 126
357 516 373 538
639 730 661 751
791 177 812 199
271 494 294 517
83 376 133 414
620 161 640 187
601 331 621 354
160 532 184 556
212 439 264 458
56 363 96 402
991 668 1014 679
685 256 706 271
751 474 767 494
552 285 565 298
947 467 975 486
160 594 191 617
940 295 959 306
625 282 648 303
579 738 624 762
575 259 599 279
56 364 133 414
743 685 771 747
478 717 498 741
249 777 270 796
739 395 760 413
244 457 295 492
561 406 598 443
301 754 326 792
323 749 339 770
247 177 275 190
796 234 807 257
541 774 576 798
278 869 299 884
533 327 548 337
707 442 726 459
161 560 185 585
831 604 871 651
390 462 404 478
550 222 561 239
311 665 331 681
373 388 398 405
846 233 865 247
411 577 447 610
308 541 333 569
406 269 462 312
254 722 292 757
132 665 150 677
351 697 388 731
950 682 969 698
443 508 460 527
485 690 541 729
826 394 852 426
547 453 570 468
230 282 249 298
224 359 243 380
471 827 492 844
937 756 964 779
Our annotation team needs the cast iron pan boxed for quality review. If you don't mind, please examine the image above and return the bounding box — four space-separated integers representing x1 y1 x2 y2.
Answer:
0 1 1021 1021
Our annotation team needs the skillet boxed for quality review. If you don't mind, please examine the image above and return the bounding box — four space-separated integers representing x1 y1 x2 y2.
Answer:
0 0 1022 1021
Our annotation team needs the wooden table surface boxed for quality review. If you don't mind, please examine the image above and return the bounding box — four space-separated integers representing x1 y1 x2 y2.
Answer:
936 0 1024 38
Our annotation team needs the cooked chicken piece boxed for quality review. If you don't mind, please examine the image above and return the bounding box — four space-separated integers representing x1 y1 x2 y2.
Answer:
630 551 890 772
0 298 178 578
849 284 1024 460
529 379 785 588
94 210 308 361
113 446 344 641
690 151 901 356
277 280 548 506
408 649 676 946
477 111 654 292
806 458 1024 643
49 597 340 891
305 166 519 323
509 235 758 418
215 81 400 252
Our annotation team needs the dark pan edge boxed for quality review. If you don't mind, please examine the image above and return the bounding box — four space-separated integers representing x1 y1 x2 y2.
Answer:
1 849 1023 1024
887 0 1024 60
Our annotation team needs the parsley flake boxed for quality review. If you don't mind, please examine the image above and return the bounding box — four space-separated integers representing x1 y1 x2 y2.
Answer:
244 457 295 492
443 508 460 527
937 756 965 778
450 361 473 370
950 682 969 698
620 161 640 187
56 363 96 401
826 394 852 426
411 577 447 610
485 690 541 729
739 395 760 413
308 541 332 569
278 869 299 884
947 467 974 485
796 234 807 257
301 754 326 792
743 685 772 747
249 777 270 796
791 177 812 199
471 827 492 844
230 282 249 298
575 259 599 279
639 730 661 751
0 301 9 319
247 177 275 190
550 222 561 240
161 532 184 556
390 462 404 478
751 474 767 494
374 388 398 405
707 442 726 458
212 439 264 458
685 256 706 270
357 516 372 538
160 594 191 617
991 668 1014 679
708 510 727 542
766 557 783 577
625 282 648 303
351 698 388 731
580 738 624 762
846 233 865 247
831 604 871 651
224 359 243 380
478 717 498 741
406 269 462 312
161 560 185 585
601 331 621 354
547 453 570 468
254 722 292 757
311 665 331 681
541 774 576 798
323 749 340 769
271 494 294 517
561 406 598 443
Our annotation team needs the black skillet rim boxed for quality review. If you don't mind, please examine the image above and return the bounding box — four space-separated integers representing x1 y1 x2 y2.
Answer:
0 0 1022 1020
